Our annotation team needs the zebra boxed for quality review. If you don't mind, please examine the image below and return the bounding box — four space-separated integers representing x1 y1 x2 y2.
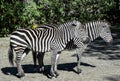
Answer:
69 20 113 69
8 20 89 78
66 20 113 48
35 20 113 77
65 20 113 71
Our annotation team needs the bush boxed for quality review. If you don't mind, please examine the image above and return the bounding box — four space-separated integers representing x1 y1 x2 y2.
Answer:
36 0 116 24
0 0 39 36
0 0 118 36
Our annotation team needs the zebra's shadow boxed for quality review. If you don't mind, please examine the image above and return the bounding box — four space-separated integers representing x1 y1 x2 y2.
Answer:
1 64 39 77
1 62 95 78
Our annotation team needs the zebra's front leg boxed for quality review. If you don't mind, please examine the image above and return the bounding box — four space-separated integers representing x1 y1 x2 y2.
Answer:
76 48 85 74
50 50 60 78
37 52 45 72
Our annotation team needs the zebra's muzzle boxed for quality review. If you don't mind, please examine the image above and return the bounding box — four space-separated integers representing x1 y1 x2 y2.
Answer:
107 39 113 46
105 39 113 49
83 37 90 44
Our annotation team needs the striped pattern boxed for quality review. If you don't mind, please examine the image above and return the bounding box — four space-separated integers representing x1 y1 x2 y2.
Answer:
8 20 88 77
85 21 112 42
32 20 113 78
66 21 113 49
10 26 54 53
64 21 113 75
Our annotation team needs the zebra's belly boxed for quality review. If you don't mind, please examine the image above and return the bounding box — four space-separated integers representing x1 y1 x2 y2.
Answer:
32 44 51 52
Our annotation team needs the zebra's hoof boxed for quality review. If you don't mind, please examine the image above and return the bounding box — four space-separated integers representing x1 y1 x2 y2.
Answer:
48 72 59 79
16 73 25 78
39 67 44 72
47 74 54 79
77 69 82 74
55 72 59 78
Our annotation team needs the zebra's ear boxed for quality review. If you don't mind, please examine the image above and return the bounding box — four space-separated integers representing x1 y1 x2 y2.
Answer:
74 21 83 37
72 20 82 28
72 20 77 26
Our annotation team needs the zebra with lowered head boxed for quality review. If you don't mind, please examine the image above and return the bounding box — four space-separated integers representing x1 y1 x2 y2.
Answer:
36 20 113 77
8 20 89 78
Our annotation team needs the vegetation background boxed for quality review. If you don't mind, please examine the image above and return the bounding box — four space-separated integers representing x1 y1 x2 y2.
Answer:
0 0 120 36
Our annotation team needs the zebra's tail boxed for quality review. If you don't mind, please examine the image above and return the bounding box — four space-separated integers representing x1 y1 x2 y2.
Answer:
8 45 14 66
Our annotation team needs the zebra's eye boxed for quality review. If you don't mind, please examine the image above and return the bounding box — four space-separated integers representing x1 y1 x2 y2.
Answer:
106 31 109 33
72 23 77 26
80 29 84 31
103 26 106 28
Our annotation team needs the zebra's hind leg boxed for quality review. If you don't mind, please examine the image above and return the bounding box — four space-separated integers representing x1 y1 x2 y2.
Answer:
15 58 25 77
15 48 29 78
32 52 37 70
37 52 45 72
15 52 25 77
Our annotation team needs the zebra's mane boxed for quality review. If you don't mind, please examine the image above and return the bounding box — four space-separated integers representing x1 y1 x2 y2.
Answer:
58 20 76 29
84 20 111 29
83 20 110 26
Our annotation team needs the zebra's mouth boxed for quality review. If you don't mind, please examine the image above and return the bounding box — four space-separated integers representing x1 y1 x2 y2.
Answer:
106 39 113 46
83 37 90 44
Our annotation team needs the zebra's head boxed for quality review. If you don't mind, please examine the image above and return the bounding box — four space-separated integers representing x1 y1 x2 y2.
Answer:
99 21 113 44
73 20 89 43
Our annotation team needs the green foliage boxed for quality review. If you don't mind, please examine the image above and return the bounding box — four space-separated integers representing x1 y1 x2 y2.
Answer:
0 0 118 36
36 0 116 24
0 0 39 36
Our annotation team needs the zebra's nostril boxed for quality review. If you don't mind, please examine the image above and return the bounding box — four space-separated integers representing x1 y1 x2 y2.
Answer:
107 39 113 46
109 39 113 45
83 37 90 44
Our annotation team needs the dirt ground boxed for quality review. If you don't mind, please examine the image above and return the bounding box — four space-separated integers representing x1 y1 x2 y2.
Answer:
0 30 120 81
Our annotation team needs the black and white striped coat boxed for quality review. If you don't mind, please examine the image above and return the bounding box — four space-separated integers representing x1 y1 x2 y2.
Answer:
36 20 113 77
8 20 88 78
85 21 112 42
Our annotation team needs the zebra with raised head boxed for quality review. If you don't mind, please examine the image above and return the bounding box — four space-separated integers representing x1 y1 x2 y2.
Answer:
8 20 89 78
35 20 113 76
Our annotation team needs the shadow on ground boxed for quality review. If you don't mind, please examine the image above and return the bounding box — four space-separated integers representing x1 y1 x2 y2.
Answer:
84 30 120 60
1 62 95 78
70 29 120 60
104 75 120 81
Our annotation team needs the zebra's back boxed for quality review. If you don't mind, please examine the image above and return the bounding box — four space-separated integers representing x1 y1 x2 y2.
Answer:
10 27 55 52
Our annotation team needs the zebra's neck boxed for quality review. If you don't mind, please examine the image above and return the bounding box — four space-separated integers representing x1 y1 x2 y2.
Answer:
58 24 73 44
85 21 101 41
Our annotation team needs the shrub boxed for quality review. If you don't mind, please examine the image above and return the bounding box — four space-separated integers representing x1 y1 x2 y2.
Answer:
36 0 116 24
0 0 118 36
0 0 39 36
